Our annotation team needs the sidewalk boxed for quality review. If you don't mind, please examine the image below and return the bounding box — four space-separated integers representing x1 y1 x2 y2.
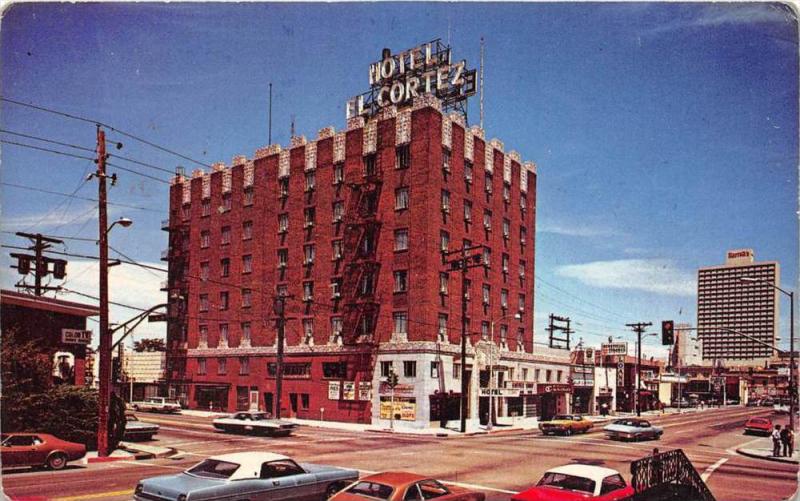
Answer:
736 436 800 464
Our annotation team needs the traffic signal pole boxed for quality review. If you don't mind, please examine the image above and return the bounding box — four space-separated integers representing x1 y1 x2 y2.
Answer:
627 322 652 417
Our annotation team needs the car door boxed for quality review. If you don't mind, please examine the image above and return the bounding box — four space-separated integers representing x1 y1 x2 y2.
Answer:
2 435 36 466
597 474 631 501
28 436 49 465
256 459 302 501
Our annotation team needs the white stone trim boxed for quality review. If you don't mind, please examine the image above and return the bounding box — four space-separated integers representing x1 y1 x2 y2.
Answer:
222 169 232 193
464 130 474 162
333 133 346 163
243 162 254 187
278 150 290 178
396 110 412 145
305 142 317 171
201 174 210 199
442 115 452 149
363 120 377 154
318 126 335 140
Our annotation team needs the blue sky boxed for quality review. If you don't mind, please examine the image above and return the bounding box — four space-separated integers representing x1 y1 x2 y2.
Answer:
1 2 797 357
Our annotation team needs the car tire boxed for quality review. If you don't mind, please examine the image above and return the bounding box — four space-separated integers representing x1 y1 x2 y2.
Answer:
325 481 346 500
564 429 572 436
47 452 68 470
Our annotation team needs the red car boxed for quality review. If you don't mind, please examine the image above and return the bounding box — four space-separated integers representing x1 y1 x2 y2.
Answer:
744 417 773 436
1 433 86 470
331 471 485 501
512 465 634 501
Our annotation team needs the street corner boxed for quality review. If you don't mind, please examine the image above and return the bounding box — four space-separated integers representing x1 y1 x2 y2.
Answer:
735 436 800 464
117 441 178 460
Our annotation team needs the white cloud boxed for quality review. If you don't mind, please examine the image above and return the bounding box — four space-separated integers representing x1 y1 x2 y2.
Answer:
1 203 98 231
556 259 696 296
646 4 794 34
538 221 619 238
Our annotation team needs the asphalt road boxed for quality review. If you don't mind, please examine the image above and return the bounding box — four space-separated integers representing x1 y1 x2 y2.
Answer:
3 406 797 501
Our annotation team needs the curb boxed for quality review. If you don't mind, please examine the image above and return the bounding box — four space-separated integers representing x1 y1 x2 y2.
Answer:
736 448 799 465
118 444 178 460
86 455 131 464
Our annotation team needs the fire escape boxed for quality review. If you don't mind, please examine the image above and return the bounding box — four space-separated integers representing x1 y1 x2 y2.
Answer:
161 216 189 402
340 152 383 420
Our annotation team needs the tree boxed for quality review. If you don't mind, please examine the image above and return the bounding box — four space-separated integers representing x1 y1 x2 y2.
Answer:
133 338 166 352
1 327 53 396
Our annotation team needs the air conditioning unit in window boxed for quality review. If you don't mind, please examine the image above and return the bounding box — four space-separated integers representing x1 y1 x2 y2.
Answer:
278 228 288 234
303 295 314 302
484 223 492 231
278 263 287 269
442 206 450 214
304 258 314 266
502 267 509 274
443 164 451 173
304 221 314 229
485 186 493 194
332 292 341 299
465 175 473 183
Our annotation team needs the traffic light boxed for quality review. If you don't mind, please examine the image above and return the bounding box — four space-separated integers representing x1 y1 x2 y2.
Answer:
52 259 67 279
16 255 30 274
662 320 674 345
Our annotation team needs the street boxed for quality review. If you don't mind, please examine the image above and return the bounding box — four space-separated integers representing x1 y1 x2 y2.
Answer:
3 407 797 501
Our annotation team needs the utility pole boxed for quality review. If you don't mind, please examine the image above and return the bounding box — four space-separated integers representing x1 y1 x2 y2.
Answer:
442 244 486 433
10 232 65 296
627 322 652 417
96 125 111 457
272 294 290 419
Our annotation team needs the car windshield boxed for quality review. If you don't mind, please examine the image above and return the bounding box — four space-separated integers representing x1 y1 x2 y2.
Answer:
614 420 639 427
165 400 180 405
553 415 571 421
346 481 394 500
187 459 240 479
249 413 271 420
538 472 596 494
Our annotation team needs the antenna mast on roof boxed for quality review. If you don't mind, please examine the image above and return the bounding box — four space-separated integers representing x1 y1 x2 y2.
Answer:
480 37 485 130
268 82 273 144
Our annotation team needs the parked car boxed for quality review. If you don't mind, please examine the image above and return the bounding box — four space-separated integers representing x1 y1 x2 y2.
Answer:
123 413 160 441
331 471 485 501
1 433 86 470
213 411 298 437
670 398 691 408
130 397 182 413
603 418 662 441
511 464 634 501
746 398 761 407
538 415 593 436
760 397 775 407
134 452 359 501
744 417 773 436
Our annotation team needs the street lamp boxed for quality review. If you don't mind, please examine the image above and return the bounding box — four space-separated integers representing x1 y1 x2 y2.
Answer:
741 277 795 431
487 312 521 431
96 215 133 457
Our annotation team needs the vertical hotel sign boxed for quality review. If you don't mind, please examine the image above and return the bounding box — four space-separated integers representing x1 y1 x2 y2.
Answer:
347 39 477 119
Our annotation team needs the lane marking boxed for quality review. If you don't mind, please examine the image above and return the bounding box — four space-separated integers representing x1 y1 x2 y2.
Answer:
53 489 134 501
700 457 728 482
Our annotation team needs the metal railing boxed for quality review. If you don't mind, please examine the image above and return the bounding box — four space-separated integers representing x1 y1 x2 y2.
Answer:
631 449 716 501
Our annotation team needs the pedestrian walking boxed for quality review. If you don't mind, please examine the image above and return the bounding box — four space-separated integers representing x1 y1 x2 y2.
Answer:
784 426 795 458
773 424 783 456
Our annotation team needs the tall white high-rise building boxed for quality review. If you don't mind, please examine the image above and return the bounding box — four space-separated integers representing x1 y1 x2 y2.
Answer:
696 249 779 367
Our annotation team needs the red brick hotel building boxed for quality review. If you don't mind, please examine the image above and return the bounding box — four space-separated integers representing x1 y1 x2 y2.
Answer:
163 42 551 428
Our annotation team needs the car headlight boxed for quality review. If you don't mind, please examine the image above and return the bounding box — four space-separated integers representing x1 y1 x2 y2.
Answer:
135 484 143 494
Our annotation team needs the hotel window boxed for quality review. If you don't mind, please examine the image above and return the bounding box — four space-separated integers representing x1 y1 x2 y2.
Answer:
276 284 288 297
359 271 375 296
304 171 316 192
244 188 254 206
500 325 508 347
242 221 253 240
332 202 344 222
464 161 473 183
483 211 492 231
520 195 527 211
220 258 230 278
501 289 509 309
518 293 525 313
519 261 526 281
503 219 510 239
181 204 191 220
380 361 393 378
279 178 289 197
502 254 509 274
332 240 343 260
221 226 231 245
441 190 451 213
394 229 409 251
364 154 377 177
333 163 344 184
304 244 315 265
557 370 563 382
481 321 490 340
535 369 541 382
442 148 451 172
303 282 314 302
278 249 288 268
302 319 314 344
393 312 408 337
278 213 289 233
396 144 410 170
200 230 210 248
453 363 461 379
222 193 232 212
242 289 252 308
546 369 552 382
517 328 525 352
438 314 448 342
201 199 211 216
394 270 408 293
199 294 209 312
464 200 472 222
395 187 409 210
404 360 416 378
482 284 491 305
220 292 229 311
439 272 449 295
520 227 527 247
485 173 493 195
522 368 528 381
239 357 249 375
304 207 316 228
197 358 206 375
323 279 338 300
503 184 511 203
218 358 227 375
431 361 440 378
440 230 450 252
200 261 210 280
219 323 229 345
199 326 208 346
483 247 491 268
242 255 252 274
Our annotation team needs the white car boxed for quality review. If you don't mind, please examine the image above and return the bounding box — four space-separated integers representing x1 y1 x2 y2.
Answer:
511 464 634 501
604 418 663 441
130 397 182 413
213 411 298 436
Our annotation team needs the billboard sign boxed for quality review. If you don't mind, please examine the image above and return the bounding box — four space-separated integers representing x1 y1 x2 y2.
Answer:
602 342 628 356
61 329 91 345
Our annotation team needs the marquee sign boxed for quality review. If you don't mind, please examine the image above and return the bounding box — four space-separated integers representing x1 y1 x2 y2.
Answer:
346 39 477 120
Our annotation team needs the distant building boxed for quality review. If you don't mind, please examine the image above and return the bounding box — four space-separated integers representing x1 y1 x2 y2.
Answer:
675 322 703 367
122 349 167 401
696 249 779 367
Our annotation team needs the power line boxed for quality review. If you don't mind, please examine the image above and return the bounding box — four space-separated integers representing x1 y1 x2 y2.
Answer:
1 181 163 213
106 161 171 184
0 128 95 152
1 96 212 168
536 274 629 322
109 153 176 175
